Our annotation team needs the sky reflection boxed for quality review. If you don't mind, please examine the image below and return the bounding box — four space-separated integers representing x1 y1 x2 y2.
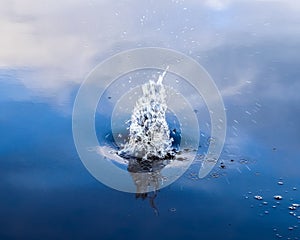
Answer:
1 0 300 239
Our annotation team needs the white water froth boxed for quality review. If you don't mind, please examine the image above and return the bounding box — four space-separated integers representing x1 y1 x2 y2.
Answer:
119 67 175 160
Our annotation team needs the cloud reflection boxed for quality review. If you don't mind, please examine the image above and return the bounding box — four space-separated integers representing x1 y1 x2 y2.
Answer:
0 0 299 99
1 0 300 174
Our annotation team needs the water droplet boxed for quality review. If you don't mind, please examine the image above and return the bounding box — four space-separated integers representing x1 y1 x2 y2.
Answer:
255 102 262 107
169 208 176 212
254 195 263 200
240 159 248 164
274 195 283 200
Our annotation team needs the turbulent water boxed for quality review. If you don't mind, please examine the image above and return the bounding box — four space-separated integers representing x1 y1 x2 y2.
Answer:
118 67 175 160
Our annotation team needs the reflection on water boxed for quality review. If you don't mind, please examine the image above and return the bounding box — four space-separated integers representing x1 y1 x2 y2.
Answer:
98 145 194 215
128 159 162 215
1 0 300 239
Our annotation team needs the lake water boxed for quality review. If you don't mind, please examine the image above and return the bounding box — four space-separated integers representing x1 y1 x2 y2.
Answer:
1 1 300 239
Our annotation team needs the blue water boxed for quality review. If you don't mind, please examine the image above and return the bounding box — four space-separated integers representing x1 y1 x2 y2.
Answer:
1 1 300 239
1 77 300 240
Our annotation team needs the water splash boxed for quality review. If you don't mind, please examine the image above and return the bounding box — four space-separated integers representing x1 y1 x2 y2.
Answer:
118 67 175 160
